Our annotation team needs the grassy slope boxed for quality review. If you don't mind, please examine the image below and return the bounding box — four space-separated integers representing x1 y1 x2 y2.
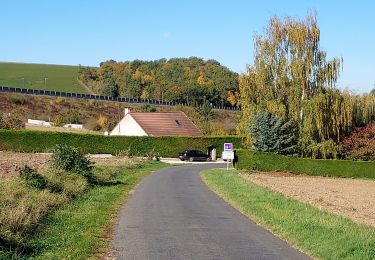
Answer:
0 162 166 259
0 62 88 93
0 92 240 134
201 169 375 260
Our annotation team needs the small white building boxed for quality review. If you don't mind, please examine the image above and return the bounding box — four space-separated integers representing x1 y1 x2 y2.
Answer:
109 108 202 136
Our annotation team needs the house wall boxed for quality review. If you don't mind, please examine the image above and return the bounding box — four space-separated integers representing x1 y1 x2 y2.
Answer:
109 114 148 136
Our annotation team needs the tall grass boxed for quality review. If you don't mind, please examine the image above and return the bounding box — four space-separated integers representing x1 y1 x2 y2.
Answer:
0 178 67 247
0 161 165 259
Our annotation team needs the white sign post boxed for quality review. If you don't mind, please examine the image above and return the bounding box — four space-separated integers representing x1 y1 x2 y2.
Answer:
222 143 234 170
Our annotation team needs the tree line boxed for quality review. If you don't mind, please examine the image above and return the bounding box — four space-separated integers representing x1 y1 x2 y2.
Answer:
78 57 239 107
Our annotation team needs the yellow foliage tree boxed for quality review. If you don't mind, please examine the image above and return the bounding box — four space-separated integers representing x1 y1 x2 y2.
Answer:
226 91 237 106
98 115 109 130
53 115 64 127
197 75 205 85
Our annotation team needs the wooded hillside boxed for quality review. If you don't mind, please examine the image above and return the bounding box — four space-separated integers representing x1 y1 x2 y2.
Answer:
78 57 239 107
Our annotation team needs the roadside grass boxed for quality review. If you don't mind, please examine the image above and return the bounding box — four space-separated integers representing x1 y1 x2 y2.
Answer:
0 161 166 259
201 169 375 260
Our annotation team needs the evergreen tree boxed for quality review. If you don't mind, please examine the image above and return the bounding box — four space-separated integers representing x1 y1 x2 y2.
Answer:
249 111 298 155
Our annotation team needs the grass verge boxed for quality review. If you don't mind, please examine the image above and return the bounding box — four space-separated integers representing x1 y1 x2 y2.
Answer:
0 161 166 259
201 169 375 260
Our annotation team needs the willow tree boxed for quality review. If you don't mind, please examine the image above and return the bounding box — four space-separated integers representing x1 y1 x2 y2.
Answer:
238 14 349 155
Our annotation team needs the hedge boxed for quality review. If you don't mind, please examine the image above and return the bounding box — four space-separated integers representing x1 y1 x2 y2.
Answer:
0 130 244 157
234 149 375 179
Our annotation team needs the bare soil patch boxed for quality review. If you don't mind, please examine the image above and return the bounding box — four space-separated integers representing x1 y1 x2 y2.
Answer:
0 152 141 178
240 171 375 227
0 151 50 178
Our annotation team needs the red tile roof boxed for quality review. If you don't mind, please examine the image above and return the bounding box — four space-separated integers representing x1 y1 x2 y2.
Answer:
130 112 202 136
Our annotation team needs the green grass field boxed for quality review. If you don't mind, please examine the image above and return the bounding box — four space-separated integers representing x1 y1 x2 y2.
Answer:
0 62 89 93
201 169 375 260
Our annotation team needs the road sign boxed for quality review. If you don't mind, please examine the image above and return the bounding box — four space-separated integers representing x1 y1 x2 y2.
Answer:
224 143 233 151
222 151 234 160
223 143 234 170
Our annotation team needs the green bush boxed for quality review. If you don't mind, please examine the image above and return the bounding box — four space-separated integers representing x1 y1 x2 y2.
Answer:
65 112 81 124
9 96 27 105
51 144 94 183
235 149 375 179
18 166 47 189
141 103 157 112
0 130 244 157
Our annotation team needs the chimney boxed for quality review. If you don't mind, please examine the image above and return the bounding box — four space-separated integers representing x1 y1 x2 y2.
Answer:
124 108 130 116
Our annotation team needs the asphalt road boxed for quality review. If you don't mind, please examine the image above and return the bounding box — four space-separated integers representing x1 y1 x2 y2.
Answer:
111 164 310 260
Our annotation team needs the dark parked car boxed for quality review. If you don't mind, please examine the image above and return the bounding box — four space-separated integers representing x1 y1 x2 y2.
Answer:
178 150 210 162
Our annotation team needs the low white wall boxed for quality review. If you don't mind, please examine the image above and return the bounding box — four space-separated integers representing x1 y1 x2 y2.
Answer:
64 124 83 129
27 119 52 127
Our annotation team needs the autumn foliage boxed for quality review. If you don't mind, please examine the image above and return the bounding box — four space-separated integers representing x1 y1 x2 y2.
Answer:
97 115 109 130
79 58 239 107
340 125 375 161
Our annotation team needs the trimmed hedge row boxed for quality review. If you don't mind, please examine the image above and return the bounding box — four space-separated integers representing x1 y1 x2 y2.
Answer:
0 130 244 157
234 149 375 179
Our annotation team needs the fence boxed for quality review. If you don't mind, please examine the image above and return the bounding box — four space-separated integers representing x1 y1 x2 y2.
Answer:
0 86 241 111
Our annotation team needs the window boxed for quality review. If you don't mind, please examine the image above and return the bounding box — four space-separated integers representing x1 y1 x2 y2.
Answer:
175 120 182 126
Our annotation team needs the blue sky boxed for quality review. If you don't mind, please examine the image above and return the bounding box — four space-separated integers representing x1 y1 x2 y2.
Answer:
1 0 374 93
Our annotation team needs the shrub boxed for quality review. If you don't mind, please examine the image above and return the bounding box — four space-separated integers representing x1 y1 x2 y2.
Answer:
9 96 27 105
299 135 341 159
340 125 375 161
65 112 80 124
97 115 109 130
249 111 298 155
0 113 24 130
51 144 94 183
234 149 375 179
308 139 340 159
53 115 65 127
141 104 157 112
18 165 47 189
197 100 214 121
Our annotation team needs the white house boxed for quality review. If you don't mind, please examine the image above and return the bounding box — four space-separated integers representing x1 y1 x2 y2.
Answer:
109 108 202 136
